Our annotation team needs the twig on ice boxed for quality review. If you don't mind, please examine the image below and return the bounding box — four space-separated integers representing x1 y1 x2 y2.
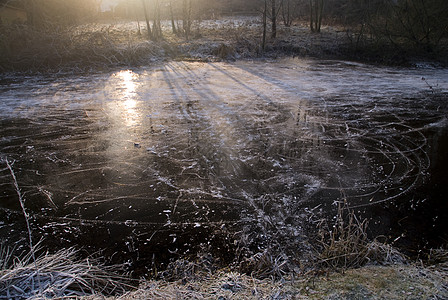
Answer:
5 158 36 263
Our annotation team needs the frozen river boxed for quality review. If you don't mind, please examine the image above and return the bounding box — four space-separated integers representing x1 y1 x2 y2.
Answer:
1 59 447 274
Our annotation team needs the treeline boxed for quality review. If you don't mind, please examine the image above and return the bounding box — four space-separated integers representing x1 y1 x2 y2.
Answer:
113 0 448 53
1 0 447 69
110 0 261 40
259 0 448 52
5 0 448 50
326 0 448 54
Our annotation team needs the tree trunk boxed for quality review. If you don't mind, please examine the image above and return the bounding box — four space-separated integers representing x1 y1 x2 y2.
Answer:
262 0 267 51
135 7 141 35
153 0 162 40
182 0 192 40
141 0 152 39
317 0 324 33
310 0 323 33
309 0 314 32
282 0 292 27
271 0 277 38
169 0 177 34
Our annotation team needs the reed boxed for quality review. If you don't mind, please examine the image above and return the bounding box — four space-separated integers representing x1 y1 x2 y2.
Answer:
0 244 132 298
315 201 405 271
4 158 36 264
1 158 133 298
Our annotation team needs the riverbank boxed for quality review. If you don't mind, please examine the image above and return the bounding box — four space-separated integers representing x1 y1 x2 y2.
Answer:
1 16 447 73
2 202 447 299
97 263 448 299
1 245 447 299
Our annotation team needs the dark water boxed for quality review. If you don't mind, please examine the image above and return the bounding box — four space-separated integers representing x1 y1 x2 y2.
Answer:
1 59 447 275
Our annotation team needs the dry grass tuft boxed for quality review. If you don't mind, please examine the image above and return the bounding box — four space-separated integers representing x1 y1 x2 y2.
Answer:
0 242 14 271
316 201 405 271
427 248 448 265
159 252 216 283
240 250 290 279
114 270 287 300
0 245 132 299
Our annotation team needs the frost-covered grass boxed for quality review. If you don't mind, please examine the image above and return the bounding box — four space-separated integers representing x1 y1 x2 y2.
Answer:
0 245 132 299
315 202 406 271
77 263 448 299
0 18 254 72
1 15 447 72
2 248 447 299
0 16 349 72
1 230 447 299
0 23 172 72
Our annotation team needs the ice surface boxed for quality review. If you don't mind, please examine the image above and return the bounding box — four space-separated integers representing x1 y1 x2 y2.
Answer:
1 59 447 271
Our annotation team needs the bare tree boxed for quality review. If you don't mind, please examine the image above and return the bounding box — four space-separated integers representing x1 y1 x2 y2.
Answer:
281 0 294 27
141 0 153 39
333 0 448 53
182 0 192 40
383 0 448 52
168 0 177 34
262 0 268 50
152 0 162 40
271 0 277 38
269 0 282 38
309 0 324 32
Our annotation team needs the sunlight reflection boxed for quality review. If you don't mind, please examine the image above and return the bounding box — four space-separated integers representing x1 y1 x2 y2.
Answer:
115 70 139 127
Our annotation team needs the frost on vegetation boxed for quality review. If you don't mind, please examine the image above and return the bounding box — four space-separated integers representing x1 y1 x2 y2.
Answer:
0 16 282 71
315 201 406 271
0 24 170 72
102 263 448 299
0 244 131 299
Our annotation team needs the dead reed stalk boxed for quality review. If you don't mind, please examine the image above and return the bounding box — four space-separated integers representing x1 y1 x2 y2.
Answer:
4 158 37 265
316 201 405 271
0 243 13 271
316 201 369 270
0 246 132 298
1 158 132 298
